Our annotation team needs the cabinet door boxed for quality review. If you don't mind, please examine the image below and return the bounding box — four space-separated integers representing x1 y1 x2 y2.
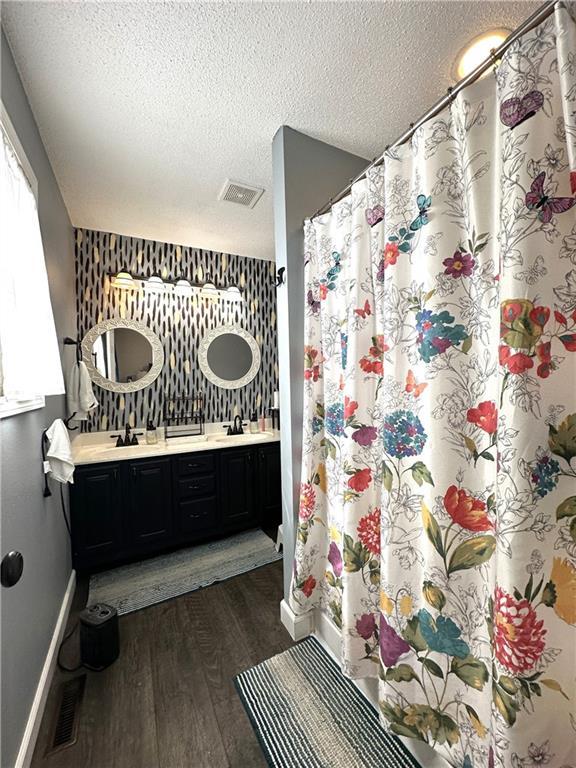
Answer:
220 448 256 530
126 458 172 549
71 464 123 569
177 496 219 536
257 443 281 527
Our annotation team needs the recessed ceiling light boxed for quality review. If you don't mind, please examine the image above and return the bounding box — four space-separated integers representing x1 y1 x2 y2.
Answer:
454 29 511 81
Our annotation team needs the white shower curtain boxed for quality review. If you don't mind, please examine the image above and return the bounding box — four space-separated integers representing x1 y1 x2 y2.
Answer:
290 6 576 767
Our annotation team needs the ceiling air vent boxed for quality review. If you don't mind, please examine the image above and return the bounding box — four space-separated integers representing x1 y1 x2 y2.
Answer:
218 179 264 209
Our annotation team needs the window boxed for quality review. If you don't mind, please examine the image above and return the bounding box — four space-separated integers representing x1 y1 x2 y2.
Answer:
0 103 64 418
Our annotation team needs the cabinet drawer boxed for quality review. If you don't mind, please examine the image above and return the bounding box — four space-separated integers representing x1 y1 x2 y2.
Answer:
176 454 215 476
177 496 218 535
177 475 215 498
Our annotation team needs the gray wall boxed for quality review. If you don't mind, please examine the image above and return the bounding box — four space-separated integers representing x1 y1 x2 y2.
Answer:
272 126 367 598
1 31 76 768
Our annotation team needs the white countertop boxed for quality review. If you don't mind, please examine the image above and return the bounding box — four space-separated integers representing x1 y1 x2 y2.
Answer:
72 426 280 466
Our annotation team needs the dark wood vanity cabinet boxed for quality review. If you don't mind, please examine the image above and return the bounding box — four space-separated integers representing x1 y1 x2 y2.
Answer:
174 453 219 537
220 447 257 531
126 458 173 551
257 444 282 527
71 463 124 569
70 442 281 572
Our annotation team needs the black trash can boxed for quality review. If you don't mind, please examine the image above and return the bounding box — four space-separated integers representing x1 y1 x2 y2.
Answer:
79 603 120 671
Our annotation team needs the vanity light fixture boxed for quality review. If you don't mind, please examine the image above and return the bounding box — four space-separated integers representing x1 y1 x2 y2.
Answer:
145 274 166 294
225 285 243 302
454 28 510 80
201 275 219 302
174 277 193 296
110 269 136 290
109 271 236 302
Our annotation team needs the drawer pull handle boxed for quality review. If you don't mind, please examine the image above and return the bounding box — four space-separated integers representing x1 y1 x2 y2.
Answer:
188 484 200 490
188 463 200 469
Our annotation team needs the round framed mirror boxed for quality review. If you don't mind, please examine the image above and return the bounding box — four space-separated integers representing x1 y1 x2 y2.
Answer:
81 319 164 393
199 325 260 389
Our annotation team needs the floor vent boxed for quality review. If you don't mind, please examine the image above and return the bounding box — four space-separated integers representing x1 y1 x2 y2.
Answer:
218 179 264 208
46 675 86 754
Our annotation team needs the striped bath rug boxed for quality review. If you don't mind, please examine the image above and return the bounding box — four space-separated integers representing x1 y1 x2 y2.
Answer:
88 528 281 615
235 636 422 768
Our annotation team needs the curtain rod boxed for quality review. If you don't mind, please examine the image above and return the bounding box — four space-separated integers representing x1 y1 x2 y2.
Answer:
311 0 561 220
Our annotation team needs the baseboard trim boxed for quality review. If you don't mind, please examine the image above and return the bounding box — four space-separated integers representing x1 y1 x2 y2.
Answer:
15 569 76 768
279 598 315 641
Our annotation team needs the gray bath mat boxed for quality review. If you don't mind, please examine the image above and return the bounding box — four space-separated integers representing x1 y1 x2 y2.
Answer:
88 528 281 615
235 636 422 768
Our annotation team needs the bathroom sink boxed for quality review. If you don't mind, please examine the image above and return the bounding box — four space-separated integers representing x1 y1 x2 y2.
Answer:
210 432 274 444
73 443 163 462
164 434 208 450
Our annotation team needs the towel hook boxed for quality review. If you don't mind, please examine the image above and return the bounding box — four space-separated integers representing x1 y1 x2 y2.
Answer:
40 430 52 498
64 414 78 431
63 336 82 364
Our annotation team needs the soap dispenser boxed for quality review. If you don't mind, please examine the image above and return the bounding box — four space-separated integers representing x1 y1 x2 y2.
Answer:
249 410 258 434
146 421 158 445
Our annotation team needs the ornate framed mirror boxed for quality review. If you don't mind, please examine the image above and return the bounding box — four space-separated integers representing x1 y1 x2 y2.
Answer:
199 325 260 390
81 318 164 393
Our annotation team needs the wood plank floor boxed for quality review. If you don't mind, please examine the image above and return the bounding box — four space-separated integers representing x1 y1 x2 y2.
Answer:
31 560 292 768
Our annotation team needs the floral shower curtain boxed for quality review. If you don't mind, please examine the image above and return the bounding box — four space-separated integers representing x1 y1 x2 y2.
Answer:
290 7 576 768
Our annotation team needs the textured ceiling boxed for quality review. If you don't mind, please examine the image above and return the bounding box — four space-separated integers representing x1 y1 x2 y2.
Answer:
2 1 540 261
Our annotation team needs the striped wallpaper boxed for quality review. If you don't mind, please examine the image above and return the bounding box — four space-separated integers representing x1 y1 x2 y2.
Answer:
74 228 278 431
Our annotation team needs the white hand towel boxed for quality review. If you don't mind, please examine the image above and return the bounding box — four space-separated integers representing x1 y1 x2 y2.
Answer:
45 418 75 484
66 361 98 421
78 360 99 414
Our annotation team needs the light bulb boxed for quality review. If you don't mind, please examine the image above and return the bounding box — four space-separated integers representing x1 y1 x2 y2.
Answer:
455 29 510 81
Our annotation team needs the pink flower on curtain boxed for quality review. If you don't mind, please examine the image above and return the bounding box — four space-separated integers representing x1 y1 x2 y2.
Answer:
443 250 475 277
493 586 546 674
352 425 378 446
379 615 410 667
356 613 377 640
357 508 381 555
299 483 316 521
328 541 343 577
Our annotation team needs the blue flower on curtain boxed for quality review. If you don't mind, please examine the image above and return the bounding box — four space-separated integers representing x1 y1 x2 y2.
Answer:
382 410 427 458
418 610 470 658
325 402 345 436
415 309 468 362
